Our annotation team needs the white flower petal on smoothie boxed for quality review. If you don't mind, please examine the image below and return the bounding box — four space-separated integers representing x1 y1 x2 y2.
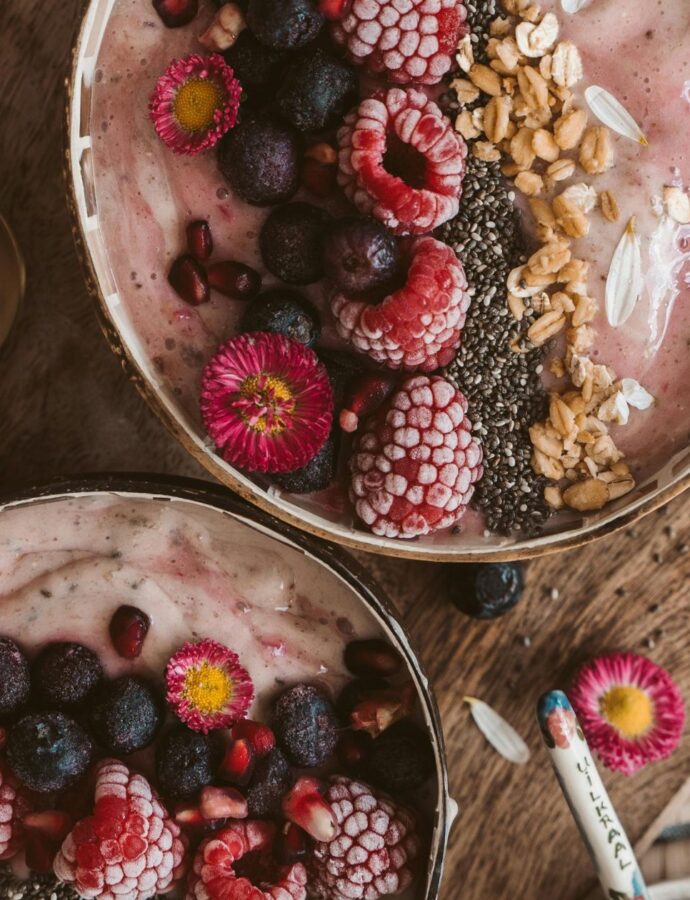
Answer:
584 85 648 145
663 186 690 224
605 218 643 328
620 378 655 410
464 697 530 765
561 0 589 13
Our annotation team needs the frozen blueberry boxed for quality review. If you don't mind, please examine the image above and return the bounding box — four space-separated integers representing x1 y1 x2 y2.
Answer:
323 218 400 296
260 202 331 285
0 637 30 718
223 30 285 92
242 289 320 347
156 725 219 800
272 431 337 494
272 683 338 767
7 712 93 793
218 112 300 207
246 748 294 817
450 562 525 619
31 642 103 710
247 0 323 50
277 47 358 132
364 720 435 794
89 675 163 755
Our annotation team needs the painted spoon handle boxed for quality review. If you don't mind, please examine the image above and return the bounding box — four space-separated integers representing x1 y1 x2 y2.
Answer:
536 690 651 900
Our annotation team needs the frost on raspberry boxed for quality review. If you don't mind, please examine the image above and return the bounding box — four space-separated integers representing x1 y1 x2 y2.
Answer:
331 0 467 85
337 88 466 235
349 375 483 539
332 236 469 372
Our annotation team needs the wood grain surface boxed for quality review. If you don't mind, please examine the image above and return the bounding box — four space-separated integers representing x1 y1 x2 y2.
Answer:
0 2 688 899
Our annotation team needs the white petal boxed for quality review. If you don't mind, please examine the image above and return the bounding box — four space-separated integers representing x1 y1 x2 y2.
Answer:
584 85 648 145
620 378 654 410
561 0 589 12
464 697 530 765
605 218 643 327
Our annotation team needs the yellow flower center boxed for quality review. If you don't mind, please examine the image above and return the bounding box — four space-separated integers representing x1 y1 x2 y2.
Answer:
182 661 232 714
599 685 654 739
237 374 296 435
174 79 223 133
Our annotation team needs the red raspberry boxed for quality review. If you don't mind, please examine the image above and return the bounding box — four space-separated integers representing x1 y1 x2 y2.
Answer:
331 0 467 84
0 761 27 861
332 236 469 372
187 820 308 899
309 776 420 900
337 88 466 235
53 759 187 899
349 374 482 538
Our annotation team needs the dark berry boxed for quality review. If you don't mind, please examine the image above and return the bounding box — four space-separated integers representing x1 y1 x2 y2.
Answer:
277 48 358 133
339 372 398 433
336 730 373 770
218 112 300 207
242 289 320 347
31 642 103 710
272 431 337 494
7 712 93 793
223 30 285 91
450 562 525 619
272 683 338 767
259 202 331 285
88 675 163 755
207 261 262 300
247 0 323 50
156 725 218 800
245 748 294 818
364 720 435 794
276 822 309 864
153 0 199 28
318 348 366 407
323 217 400 295
335 676 389 725
344 639 402 678
109 605 150 660
0 637 30 718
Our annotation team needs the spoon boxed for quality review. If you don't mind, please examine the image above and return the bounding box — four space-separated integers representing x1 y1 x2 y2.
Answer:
0 215 25 351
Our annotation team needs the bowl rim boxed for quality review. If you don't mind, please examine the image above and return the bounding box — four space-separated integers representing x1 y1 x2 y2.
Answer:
0 472 454 898
62 0 690 562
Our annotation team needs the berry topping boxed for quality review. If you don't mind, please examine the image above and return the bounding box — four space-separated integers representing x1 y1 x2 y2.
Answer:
187 820 308 900
272 431 338 495
349 683 416 737
208 261 262 301
282 777 338 842
109 605 151 660
187 219 214 261
223 30 286 91
276 822 309 865
245 748 294 818
277 47 358 133
317 0 352 19
0 760 27 860
32 642 103 711
272 684 338 767
150 54 242 155
199 785 248 821
323 218 400 297
259 203 331 286
220 737 256 786
310 776 420 900
232 719 276 758
153 0 199 28
88 676 163 755
242 290 321 348
337 88 466 235
201 332 333 473
0 637 30 718
218 111 300 206
169 254 210 306
349 374 483 538
344 640 403 679
156 725 219 800
7 712 93 794
335 677 390 726
53 759 186 899
364 720 435 794
166 639 254 733
332 0 467 84
450 562 525 619
332 236 470 372
336 730 373 770
23 810 73 844
246 0 323 49
339 373 397 434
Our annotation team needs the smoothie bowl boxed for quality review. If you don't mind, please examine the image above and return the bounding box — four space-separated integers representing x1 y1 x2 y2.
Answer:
66 0 690 559
0 475 451 899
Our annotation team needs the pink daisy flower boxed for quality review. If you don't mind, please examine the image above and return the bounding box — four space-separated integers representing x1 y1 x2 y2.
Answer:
149 54 241 155
200 332 334 474
570 651 685 776
166 639 254 733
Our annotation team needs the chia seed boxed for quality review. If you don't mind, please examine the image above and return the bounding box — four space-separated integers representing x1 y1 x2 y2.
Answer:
0 870 77 900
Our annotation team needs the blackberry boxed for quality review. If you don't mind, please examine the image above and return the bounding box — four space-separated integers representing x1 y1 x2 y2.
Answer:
223 30 285 93
218 112 300 206
156 725 219 800
247 0 323 50
259 202 331 285
88 675 163 755
242 289 320 347
364 720 435 794
245 748 294 818
335 676 389 725
323 217 400 296
450 562 525 619
272 683 338 767
277 47 358 132
7 712 93 793
0 637 30 718
31 642 103 710
272 431 337 494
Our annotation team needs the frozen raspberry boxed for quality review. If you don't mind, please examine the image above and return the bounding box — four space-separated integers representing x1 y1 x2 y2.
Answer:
337 88 466 235
0 761 27 861
331 0 467 84
54 759 186 900
331 236 469 372
187 820 308 899
349 375 482 538
310 776 420 900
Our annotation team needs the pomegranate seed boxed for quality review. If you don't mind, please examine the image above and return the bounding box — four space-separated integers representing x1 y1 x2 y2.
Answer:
344 638 402 677
350 682 416 737
187 219 213 261
174 803 204 827
199 786 248 821
207 261 261 301
23 811 72 842
336 730 373 769
109 605 151 660
276 822 310 865
282 777 337 843
340 375 397 433
231 719 275 757
219 738 255 786
152 0 199 28
169 254 210 305
301 157 337 198
317 0 352 20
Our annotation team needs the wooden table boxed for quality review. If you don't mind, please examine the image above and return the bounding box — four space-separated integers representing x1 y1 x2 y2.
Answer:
1 3 688 898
